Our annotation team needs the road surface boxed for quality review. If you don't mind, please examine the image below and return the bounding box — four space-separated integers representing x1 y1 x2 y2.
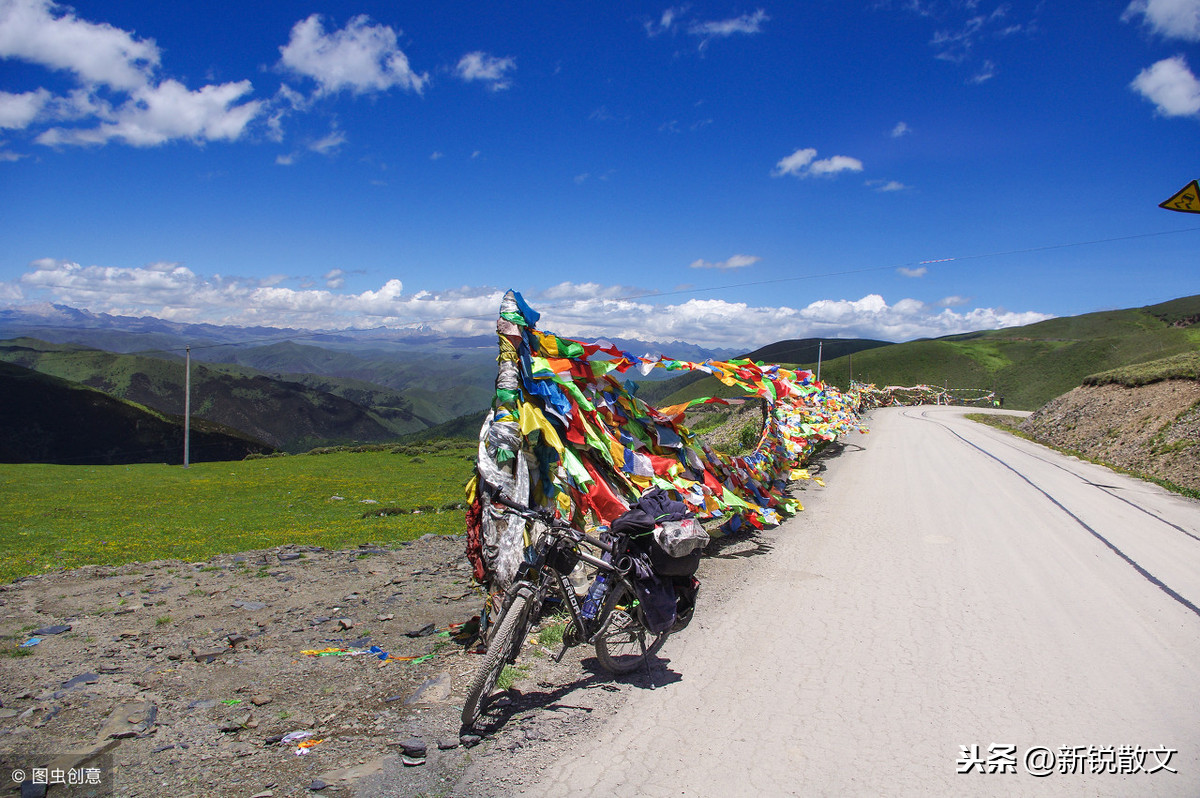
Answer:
528 406 1200 797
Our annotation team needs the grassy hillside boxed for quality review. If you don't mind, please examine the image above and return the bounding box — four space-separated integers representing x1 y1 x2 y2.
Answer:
0 339 423 451
1084 351 1200 387
196 339 497 420
0 446 474 581
658 295 1200 411
0 361 271 465
635 337 890 406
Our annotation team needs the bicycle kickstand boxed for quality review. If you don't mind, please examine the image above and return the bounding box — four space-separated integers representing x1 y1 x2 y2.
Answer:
639 635 655 690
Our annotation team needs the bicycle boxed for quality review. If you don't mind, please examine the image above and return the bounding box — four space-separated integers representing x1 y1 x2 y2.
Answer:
461 493 677 730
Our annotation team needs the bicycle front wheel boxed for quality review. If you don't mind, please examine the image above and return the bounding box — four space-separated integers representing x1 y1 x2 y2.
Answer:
594 583 668 674
461 592 529 728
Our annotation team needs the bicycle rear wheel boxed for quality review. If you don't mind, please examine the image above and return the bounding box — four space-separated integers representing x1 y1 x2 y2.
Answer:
461 592 529 728
594 583 668 674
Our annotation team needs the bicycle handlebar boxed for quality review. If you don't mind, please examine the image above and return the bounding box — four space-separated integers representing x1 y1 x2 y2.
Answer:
486 487 615 555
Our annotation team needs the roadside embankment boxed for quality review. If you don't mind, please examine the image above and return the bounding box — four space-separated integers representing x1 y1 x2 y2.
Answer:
1020 378 1200 494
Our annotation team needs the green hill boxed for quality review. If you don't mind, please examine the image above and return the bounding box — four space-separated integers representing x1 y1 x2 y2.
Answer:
635 337 891 406
0 361 272 465
656 295 1200 411
0 339 411 451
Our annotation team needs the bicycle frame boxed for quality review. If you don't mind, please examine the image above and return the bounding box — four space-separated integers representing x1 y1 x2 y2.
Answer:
510 522 637 658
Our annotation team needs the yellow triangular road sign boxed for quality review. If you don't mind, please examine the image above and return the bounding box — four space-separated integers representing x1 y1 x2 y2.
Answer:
1160 180 1200 213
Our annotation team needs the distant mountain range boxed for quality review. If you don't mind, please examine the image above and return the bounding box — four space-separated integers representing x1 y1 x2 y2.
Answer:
0 303 740 460
3 295 1195 464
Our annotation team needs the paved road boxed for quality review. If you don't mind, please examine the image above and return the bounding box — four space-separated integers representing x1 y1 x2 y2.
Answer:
529 407 1200 797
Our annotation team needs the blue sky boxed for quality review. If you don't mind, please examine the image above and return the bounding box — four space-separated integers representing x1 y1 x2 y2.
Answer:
2 0 1199 349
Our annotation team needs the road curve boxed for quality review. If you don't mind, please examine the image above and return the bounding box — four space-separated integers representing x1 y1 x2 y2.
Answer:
529 406 1200 797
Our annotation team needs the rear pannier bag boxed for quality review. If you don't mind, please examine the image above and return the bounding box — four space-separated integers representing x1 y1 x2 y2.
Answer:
634 570 677 634
646 540 701 577
612 489 705 578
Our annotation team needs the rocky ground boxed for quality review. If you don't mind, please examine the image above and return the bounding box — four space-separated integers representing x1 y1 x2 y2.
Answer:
0 535 487 797
0 498 793 798
1020 378 1200 494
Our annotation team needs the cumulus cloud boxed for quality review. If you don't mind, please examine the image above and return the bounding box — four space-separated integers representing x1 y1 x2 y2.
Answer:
0 0 159 90
1131 54 1200 116
1123 0 1200 41
869 179 908 192
278 14 428 96
8 260 1054 348
37 79 261 147
456 51 516 91
0 0 264 148
897 266 928 278
13 258 503 332
0 89 51 129
689 254 761 270
773 147 864 178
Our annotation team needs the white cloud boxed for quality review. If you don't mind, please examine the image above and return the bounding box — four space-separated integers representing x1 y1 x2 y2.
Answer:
0 2 264 149
969 59 996 83
1123 0 1200 42
937 295 970 307
8 261 1055 348
647 7 769 49
869 179 908 192
809 155 864 176
891 121 911 137
0 88 51 129
689 254 761 270
36 79 262 147
645 7 684 37
309 126 346 154
278 14 428 96
324 269 345 289
0 280 22 301
773 147 864 178
1131 54 1200 116
897 266 928 278
688 9 769 40
0 0 159 90
456 51 516 91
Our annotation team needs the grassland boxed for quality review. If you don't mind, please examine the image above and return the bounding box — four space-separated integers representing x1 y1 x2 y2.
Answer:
1083 351 1200 387
0 444 476 582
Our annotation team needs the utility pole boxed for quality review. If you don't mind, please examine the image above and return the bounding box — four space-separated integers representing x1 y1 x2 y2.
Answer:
816 341 823 383
183 345 191 468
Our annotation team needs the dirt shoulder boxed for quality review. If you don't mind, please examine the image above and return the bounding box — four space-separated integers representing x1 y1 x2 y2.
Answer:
0 508 795 798
0 535 485 798
1019 378 1200 494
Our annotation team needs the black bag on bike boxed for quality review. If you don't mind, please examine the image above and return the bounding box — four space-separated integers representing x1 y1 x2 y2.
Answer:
670 576 700 633
633 569 677 635
613 488 704 578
